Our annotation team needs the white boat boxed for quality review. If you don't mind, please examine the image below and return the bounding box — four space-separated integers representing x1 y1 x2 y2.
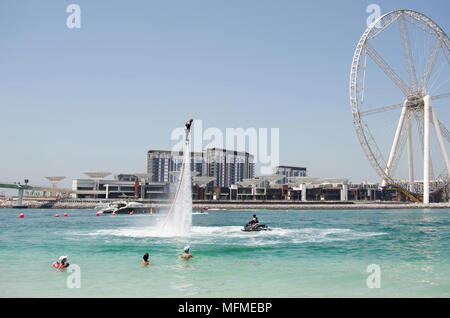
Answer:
98 201 158 214
97 201 127 214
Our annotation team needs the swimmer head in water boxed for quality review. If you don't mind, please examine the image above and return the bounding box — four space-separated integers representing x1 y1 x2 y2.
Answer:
142 252 150 265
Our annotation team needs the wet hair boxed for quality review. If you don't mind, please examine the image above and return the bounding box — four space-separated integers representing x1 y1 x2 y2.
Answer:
143 253 149 261
253 214 256 217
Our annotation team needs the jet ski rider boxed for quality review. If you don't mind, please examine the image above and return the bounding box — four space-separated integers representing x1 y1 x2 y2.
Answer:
247 214 259 228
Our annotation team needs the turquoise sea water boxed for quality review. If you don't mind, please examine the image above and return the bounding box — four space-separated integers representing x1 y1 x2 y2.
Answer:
0 208 449 297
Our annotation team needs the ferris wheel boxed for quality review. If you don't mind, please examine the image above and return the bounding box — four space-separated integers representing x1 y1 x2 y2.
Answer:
350 9 450 203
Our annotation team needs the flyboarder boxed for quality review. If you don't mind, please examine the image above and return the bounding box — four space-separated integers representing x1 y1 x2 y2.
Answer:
185 118 193 139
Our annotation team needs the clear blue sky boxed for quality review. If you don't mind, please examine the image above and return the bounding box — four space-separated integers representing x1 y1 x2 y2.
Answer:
0 0 448 188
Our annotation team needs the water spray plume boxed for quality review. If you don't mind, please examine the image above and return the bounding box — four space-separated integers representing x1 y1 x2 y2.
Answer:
161 119 193 235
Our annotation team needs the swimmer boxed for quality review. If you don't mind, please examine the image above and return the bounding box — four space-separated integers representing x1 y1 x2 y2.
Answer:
179 246 193 259
52 255 70 270
142 252 151 265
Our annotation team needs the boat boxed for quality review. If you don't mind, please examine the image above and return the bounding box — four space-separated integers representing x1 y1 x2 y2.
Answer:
97 201 125 214
241 224 271 232
98 201 158 214
115 202 151 214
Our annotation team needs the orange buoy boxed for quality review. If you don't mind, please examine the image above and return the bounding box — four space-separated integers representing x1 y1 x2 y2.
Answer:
19 213 24 218
96 212 100 216
54 214 59 218
63 213 68 217
129 212 134 215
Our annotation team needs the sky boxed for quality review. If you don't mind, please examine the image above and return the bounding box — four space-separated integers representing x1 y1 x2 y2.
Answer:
0 0 448 189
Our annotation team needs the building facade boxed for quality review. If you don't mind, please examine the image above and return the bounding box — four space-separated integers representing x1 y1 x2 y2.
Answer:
147 148 255 187
275 165 307 184
72 175 169 199
147 150 206 183
206 148 255 187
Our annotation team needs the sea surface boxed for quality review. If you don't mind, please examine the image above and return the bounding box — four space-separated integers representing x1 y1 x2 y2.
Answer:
0 208 448 297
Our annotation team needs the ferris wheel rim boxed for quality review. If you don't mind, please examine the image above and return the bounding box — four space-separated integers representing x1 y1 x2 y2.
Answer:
349 9 450 187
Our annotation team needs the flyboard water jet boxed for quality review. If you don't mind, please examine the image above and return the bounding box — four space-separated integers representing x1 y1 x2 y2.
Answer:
161 119 193 234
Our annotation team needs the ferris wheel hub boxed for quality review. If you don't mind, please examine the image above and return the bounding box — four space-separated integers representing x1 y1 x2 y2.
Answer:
406 93 425 109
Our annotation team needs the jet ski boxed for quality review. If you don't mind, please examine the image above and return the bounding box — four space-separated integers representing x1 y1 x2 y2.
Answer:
241 223 271 232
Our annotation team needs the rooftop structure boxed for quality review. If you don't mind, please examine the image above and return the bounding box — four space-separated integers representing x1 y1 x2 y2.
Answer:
84 172 112 179
192 176 215 187
45 176 66 188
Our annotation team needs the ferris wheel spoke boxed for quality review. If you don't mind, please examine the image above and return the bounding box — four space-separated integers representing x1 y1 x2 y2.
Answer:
361 92 450 117
431 92 450 101
399 15 419 92
430 107 450 178
384 105 409 180
420 37 442 93
389 114 410 178
389 132 408 178
365 42 411 96
436 119 450 143
359 102 403 117
444 46 450 65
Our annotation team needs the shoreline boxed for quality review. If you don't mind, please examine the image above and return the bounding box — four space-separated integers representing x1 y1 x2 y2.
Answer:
194 203 450 210
1 199 449 210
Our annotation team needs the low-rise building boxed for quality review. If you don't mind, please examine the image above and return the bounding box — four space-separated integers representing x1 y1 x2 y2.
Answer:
72 175 169 199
